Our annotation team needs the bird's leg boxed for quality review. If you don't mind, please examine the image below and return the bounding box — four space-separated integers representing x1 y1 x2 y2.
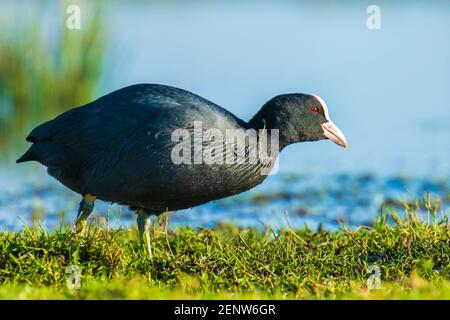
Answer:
75 194 96 233
136 209 153 259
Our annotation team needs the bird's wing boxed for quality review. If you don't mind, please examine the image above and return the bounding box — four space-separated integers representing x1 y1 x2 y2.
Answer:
21 84 252 200
26 101 175 168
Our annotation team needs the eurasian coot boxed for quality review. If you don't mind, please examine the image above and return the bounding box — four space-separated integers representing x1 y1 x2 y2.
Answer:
17 84 347 242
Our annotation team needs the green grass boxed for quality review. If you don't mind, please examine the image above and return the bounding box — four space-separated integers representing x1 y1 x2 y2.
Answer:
1 202 450 299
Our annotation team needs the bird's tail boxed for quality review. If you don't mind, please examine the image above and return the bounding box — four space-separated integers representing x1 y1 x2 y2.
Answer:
16 145 37 163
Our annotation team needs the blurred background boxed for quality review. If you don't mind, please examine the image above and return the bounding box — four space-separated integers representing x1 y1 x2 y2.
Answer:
0 0 449 231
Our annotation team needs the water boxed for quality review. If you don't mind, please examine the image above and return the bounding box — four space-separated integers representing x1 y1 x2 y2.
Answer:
0 168 448 231
1 1 449 231
98 0 450 176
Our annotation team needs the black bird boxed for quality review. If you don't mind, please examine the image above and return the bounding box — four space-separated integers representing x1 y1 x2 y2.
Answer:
17 84 347 246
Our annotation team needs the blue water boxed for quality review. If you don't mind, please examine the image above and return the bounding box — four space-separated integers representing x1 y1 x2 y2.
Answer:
0 1 449 231
0 168 448 231
97 0 450 176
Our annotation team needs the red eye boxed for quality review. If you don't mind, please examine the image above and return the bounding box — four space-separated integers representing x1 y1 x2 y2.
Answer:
311 107 319 114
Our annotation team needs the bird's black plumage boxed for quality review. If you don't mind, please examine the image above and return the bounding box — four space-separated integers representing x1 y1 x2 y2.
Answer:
17 84 347 216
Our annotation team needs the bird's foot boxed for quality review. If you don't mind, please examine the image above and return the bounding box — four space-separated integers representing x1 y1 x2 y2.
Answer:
74 219 87 234
137 210 153 259
74 194 96 234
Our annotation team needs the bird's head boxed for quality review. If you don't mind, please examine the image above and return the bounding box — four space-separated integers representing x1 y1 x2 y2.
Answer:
249 93 348 149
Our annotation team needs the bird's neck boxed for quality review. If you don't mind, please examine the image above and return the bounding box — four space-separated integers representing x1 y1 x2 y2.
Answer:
247 105 291 150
